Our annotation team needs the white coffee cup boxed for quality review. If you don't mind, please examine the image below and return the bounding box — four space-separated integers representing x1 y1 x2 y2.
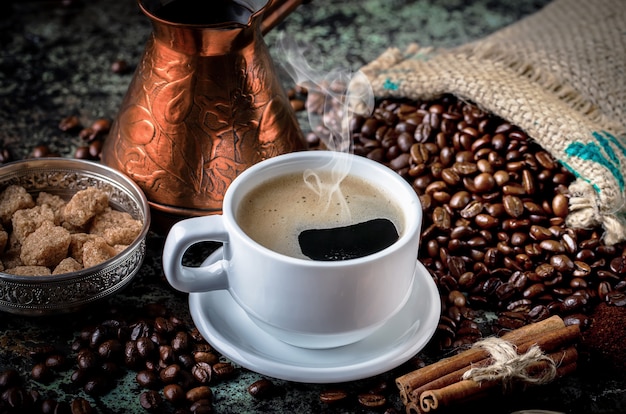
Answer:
162 151 422 349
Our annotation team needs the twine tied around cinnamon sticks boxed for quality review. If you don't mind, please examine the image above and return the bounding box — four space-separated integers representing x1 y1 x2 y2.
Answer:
461 337 557 388
396 315 581 414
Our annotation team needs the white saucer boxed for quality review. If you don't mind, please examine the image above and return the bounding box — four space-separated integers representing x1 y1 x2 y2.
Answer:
188 248 440 383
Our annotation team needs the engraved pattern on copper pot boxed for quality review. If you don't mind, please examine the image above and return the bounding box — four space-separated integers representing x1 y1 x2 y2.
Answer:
101 0 306 221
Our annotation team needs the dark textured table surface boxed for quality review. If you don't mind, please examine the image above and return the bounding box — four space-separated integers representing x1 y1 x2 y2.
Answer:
1 0 626 413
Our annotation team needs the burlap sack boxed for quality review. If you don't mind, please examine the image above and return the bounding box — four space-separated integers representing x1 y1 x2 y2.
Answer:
360 0 626 245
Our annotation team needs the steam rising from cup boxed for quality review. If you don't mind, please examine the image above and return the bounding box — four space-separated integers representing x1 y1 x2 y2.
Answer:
275 33 375 217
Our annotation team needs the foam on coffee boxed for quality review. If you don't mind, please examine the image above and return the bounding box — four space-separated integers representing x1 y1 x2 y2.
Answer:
236 171 404 260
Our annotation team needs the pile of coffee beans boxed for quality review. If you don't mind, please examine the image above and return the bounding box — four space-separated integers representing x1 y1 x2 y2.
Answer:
309 93 626 351
0 303 232 413
0 116 112 165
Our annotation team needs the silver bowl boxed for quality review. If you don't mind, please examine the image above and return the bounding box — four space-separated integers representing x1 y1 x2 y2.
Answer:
0 158 151 316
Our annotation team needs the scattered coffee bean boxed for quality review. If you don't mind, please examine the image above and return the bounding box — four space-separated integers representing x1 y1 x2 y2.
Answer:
212 362 235 380
247 378 275 399
31 144 51 158
111 59 130 74
58 115 81 132
358 393 386 408
0 147 12 163
319 388 348 404
186 385 212 403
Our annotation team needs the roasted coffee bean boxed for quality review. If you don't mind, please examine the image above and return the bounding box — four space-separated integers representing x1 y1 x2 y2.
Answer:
32 144 51 158
59 115 81 131
189 399 213 414
136 337 156 359
130 321 151 340
212 362 235 380
563 313 591 328
319 388 348 404
70 368 89 385
247 378 275 399
178 353 195 369
552 193 569 217
2 386 28 409
77 349 98 370
71 397 93 414
0 147 12 163
41 398 59 414
448 290 466 307
503 195 524 218
192 362 212 384
90 118 111 134
159 345 175 364
160 364 181 384
89 139 103 159
83 374 110 395
78 127 98 142
528 304 550 321
550 254 574 272
186 386 212 403
357 393 386 408
193 351 219 365
460 200 483 218
140 390 163 411
163 383 186 404
607 291 626 306
475 214 499 229
98 339 123 360
171 331 190 353
124 341 141 368
74 145 93 160
610 256 626 273
598 281 612 300
111 59 129 74
154 316 175 335
136 370 160 389
0 369 20 388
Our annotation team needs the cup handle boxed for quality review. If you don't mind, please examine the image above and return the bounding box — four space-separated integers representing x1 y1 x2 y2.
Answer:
162 215 230 293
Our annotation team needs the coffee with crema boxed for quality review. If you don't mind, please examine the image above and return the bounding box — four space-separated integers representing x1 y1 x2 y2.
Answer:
236 171 404 260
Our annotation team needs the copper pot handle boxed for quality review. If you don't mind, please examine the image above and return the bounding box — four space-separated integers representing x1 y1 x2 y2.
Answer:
261 0 312 34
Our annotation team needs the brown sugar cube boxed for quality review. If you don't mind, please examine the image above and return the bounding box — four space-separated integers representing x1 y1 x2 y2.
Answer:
63 187 109 227
90 209 143 246
20 221 71 268
0 261 4 272
69 233 99 264
0 185 35 225
53 257 83 275
82 237 117 269
4 265 52 276
11 205 56 244
1 247 23 269
36 192 67 225
61 219 89 234
0 226 7 252
112 244 128 255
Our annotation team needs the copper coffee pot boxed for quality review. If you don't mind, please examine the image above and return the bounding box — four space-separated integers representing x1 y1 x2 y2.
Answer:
101 0 308 231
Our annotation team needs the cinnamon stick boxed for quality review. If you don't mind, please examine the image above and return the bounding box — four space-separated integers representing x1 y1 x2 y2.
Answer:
396 315 566 403
418 346 578 412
